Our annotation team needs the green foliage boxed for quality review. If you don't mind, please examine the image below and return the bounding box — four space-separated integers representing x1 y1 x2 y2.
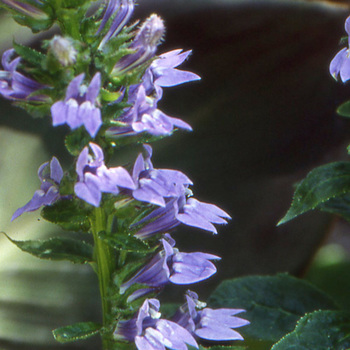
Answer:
3 233 93 264
278 161 350 225
337 100 350 118
53 322 101 343
99 231 150 253
208 274 337 344
41 199 91 232
271 310 350 349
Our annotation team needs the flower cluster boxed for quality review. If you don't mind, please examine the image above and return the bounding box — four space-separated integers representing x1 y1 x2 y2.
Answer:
4 0 250 349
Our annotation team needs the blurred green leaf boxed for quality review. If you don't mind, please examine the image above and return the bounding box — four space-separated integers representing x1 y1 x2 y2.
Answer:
278 162 350 225
41 199 91 232
53 321 101 343
208 274 337 343
337 100 350 118
271 310 350 349
306 260 350 312
4 234 93 264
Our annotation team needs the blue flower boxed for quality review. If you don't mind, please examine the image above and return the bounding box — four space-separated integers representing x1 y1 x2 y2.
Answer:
11 157 63 221
133 194 231 239
74 142 135 207
108 85 192 136
143 49 201 97
330 16 350 82
114 298 198 350
51 73 102 137
0 49 46 101
97 0 135 49
172 291 250 341
131 144 192 207
120 234 220 298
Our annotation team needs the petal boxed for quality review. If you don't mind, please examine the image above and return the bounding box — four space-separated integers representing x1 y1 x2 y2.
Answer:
340 53 350 83
74 175 101 207
155 319 198 349
78 101 102 137
170 252 217 284
50 157 63 184
51 101 68 126
195 324 244 341
66 99 82 129
66 73 85 100
76 146 89 180
156 69 200 88
86 72 101 102
329 48 347 80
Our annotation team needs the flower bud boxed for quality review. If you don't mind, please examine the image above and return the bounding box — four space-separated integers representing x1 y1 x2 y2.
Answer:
50 36 77 67
113 14 165 74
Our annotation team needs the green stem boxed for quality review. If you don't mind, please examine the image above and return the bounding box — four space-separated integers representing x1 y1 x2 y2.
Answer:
91 207 115 348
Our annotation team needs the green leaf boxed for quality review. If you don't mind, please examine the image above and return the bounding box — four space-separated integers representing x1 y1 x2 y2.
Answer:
271 310 350 349
53 322 101 343
13 42 46 67
41 199 91 232
317 192 350 222
4 234 93 264
337 100 350 118
65 129 91 156
208 274 337 343
99 232 150 253
278 161 350 225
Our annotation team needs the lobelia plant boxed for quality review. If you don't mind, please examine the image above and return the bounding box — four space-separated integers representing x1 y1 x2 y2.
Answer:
0 0 250 349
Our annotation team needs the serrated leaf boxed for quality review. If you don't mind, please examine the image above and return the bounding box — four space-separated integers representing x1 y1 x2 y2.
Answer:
3 234 93 264
99 232 150 253
208 274 337 343
13 42 46 67
41 199 91 232
317 192 350 222
53 322 101 343
337 100 350 118
278 161 350 225
271 310 350 349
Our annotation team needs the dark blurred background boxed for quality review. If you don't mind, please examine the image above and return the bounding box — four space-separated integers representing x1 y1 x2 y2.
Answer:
1 0 350 348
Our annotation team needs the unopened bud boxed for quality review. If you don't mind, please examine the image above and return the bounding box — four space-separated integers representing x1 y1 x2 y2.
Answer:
50 36 77 67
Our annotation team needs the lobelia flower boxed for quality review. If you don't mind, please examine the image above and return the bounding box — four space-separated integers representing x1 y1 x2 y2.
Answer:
11 157 63 221
0 49 46 101
330 16 350 82
74 142 135 207
51 73 102 137
97 0 135 49
172 290 250 341
108 84 192 136
143 49 201 97
113 14 165 74
120 234 220 298
133 192 231 239
132 144 192 207
114 298 198 350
